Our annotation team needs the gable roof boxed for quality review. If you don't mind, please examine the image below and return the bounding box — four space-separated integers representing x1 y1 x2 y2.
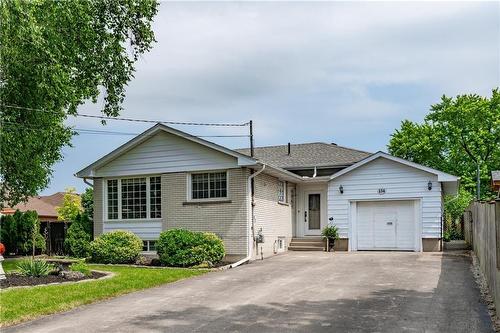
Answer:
236 143 370 169
1 192 73 220
76 123 258 178
330 151 459 183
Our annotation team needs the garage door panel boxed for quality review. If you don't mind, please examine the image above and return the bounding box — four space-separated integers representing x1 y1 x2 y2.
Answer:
357 200 416 250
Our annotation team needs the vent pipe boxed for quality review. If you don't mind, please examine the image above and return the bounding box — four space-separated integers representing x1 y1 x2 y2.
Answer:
287 142 291 155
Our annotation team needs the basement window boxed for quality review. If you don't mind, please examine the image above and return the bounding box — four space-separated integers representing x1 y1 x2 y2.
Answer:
142 240 156 252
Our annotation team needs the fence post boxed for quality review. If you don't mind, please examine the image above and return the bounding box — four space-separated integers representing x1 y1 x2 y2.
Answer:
496 199 500 269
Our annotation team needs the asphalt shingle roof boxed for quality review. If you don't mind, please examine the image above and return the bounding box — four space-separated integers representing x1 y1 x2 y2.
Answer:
236 142 371 169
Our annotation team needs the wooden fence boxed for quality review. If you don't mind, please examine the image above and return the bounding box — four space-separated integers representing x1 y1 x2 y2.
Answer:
464 200 500 312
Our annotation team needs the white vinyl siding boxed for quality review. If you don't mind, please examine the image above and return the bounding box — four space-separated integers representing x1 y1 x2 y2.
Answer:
95 131 239 177
328 157 442 239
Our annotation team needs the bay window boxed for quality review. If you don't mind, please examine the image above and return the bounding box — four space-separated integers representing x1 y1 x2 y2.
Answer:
106 176 161 220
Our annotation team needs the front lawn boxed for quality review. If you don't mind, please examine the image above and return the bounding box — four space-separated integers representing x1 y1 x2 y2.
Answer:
0 261 206 327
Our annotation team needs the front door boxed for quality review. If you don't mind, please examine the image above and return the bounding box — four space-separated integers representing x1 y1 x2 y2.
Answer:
305 193 322 235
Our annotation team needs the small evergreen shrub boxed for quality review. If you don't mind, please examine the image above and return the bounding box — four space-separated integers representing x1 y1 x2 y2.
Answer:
17 259 54 277
65 213 92 258
156 229 225 267
90 230 142 264
69 261 91 277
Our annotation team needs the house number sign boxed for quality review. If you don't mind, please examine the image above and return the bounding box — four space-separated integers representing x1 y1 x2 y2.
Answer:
378 188 386 194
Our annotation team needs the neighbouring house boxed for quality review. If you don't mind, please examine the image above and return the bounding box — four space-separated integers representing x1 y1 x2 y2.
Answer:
75 123 459 261
1 192 72 255
492 171 500 197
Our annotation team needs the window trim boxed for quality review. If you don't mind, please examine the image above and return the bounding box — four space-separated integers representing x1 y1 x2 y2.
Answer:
278 180 288 204
104 175 162 222
187 170 229 202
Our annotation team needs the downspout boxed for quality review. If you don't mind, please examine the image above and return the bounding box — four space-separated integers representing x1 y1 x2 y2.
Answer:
83 177 94 187
230 164 266 268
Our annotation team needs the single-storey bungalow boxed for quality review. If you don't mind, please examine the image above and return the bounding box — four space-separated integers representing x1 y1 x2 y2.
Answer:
76 123 459 261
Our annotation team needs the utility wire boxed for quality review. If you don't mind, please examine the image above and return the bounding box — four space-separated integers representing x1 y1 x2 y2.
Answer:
0 104 250 127
0 121 250 138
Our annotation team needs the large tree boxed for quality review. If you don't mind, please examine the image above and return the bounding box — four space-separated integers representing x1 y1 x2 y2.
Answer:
388 89 500 200
0 0 158 207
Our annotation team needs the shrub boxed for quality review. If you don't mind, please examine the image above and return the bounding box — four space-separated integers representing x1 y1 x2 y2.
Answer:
0 215 17 254
90 230 142 264
0 210 45 255
156 229 225 267
17 259 54 277
69 261 91 277
65 213 92 258
322 225 339 240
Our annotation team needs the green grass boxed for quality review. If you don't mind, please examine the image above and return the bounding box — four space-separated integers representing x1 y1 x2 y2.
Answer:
0 261 207 327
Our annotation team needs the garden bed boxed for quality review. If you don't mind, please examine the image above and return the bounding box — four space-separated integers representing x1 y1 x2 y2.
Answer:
0 271 107 289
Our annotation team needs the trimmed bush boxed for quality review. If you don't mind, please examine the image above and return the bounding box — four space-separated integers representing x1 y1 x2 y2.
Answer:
156 229 225 267
69 261 91 277
65 213 92 258
0 210 45 255
17 260 54 277
90 230 142 264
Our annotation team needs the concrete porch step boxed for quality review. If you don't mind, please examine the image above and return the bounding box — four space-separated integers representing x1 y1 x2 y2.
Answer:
289 237 325 251
288 245 324 251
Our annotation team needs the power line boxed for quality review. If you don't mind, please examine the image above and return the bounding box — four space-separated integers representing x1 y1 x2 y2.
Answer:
0 104 250 127
0 121 250 138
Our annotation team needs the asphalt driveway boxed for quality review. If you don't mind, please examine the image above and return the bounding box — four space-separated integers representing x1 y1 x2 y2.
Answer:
6 251 494 333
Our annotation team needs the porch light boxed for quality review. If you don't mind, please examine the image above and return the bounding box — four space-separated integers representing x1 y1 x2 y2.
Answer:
427 181 432 191
339 185 344 194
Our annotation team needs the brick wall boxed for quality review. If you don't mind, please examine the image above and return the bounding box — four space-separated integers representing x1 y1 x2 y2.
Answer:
162 168 250 256
253 173 295 259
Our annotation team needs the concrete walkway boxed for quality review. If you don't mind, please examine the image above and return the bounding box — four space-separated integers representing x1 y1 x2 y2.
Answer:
5 251 494 333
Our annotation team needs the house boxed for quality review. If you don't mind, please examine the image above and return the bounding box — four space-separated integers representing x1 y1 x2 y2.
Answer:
492 171 500 197
75 123 459 261
1 192 72 254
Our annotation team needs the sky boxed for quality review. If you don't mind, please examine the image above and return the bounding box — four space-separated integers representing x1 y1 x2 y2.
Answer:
44 1 499 195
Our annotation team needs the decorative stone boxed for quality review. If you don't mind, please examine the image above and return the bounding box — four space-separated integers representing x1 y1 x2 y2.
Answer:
59 270 85 279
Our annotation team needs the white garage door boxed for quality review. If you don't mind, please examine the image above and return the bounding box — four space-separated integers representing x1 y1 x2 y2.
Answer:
357 200 416 250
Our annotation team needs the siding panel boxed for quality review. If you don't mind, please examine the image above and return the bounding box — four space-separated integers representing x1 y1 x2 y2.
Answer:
95 131 239 177
328 157 442 239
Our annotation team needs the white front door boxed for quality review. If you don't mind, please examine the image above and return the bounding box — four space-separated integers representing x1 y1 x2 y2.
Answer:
357 200 416 250
305 192 322 235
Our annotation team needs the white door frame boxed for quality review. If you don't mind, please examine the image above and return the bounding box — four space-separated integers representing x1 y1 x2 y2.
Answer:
304 191 323 236
349 198 422 252
296 184 328 237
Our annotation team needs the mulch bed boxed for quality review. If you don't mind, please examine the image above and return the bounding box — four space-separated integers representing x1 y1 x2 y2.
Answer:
0 271 107 289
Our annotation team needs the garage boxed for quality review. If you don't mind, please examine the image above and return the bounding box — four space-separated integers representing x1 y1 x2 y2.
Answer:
356 200 417 251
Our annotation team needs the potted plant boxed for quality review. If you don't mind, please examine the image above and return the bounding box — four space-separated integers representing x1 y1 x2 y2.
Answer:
321 225 339 252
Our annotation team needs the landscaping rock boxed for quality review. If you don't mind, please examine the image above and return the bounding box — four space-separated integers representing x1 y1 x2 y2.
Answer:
59 271 85 279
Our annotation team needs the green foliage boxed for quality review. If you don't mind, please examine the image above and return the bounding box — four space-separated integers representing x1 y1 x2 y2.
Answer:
322 225 339 240
17 259 54 277
0 214 17 254
56 188 82 222
156 229 225 267
65 213 92 258
0 0 159 207
69 261 91 277
81 187 94 220
444 188 474 222
90 230 143 264
388 89 500 201
443 231 451 242
1 210 45 255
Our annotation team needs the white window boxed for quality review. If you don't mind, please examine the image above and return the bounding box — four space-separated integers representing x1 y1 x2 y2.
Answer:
277 237 285 252
191 172 227 199
142 240 156 252
106 176 161 220
278 181 287 203
150 176 161 218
